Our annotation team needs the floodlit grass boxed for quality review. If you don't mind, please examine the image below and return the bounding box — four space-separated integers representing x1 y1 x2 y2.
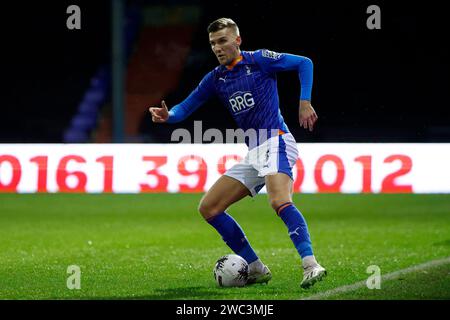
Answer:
1 193 449 300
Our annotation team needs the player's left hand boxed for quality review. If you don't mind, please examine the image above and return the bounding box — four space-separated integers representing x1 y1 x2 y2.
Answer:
299 100 318 132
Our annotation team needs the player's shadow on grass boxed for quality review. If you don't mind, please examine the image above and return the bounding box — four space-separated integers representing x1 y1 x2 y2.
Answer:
132 287 224 300
432 239 450 247
79 286 229 300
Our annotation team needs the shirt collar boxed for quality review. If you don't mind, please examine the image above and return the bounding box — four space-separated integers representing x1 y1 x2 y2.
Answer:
225 55 243 70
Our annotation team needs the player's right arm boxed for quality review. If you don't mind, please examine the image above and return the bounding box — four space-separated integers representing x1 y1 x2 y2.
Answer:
149 71 215 123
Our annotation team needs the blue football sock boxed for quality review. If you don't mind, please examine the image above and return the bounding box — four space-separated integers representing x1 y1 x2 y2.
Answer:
277 202 314 258
207 212 258 264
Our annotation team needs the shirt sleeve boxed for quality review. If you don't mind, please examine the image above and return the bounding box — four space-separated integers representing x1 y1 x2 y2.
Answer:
167 71 215 123
253 49 313 101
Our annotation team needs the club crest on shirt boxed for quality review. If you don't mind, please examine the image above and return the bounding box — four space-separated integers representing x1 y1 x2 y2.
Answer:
261 49 282 60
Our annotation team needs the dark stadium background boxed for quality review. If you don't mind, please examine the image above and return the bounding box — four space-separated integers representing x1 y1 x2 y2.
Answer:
1 0 448 143
1 1 450 305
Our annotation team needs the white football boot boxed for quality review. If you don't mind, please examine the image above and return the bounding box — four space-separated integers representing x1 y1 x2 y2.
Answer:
247 259 272 285
300 263 327 289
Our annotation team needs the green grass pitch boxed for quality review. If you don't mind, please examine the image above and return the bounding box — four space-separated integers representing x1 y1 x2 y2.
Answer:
0 193 449 300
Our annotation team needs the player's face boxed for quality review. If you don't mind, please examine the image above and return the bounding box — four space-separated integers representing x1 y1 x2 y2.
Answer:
209 28 241 66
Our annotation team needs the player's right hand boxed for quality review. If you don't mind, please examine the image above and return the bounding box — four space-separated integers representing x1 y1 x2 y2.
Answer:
149 100 169 123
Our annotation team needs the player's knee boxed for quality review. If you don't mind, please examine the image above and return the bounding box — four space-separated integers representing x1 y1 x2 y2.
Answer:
198 200 222 220
197 200 209 218
269 197 291 212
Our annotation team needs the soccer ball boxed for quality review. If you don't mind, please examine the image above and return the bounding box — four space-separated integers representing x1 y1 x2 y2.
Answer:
213 254 249 287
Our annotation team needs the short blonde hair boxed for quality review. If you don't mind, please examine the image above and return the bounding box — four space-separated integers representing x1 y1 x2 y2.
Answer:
207 18 240 36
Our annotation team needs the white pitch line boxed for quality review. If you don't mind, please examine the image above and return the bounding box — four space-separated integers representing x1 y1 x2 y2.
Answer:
301 256 450 300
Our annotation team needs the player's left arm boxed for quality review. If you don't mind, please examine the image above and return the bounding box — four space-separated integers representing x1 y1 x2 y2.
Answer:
254 49 318 131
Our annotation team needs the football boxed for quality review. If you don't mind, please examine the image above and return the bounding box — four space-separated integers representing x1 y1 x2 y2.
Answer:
213 254 249 287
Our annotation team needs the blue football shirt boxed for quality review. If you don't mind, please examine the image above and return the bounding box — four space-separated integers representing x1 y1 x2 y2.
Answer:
167 49 313 146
